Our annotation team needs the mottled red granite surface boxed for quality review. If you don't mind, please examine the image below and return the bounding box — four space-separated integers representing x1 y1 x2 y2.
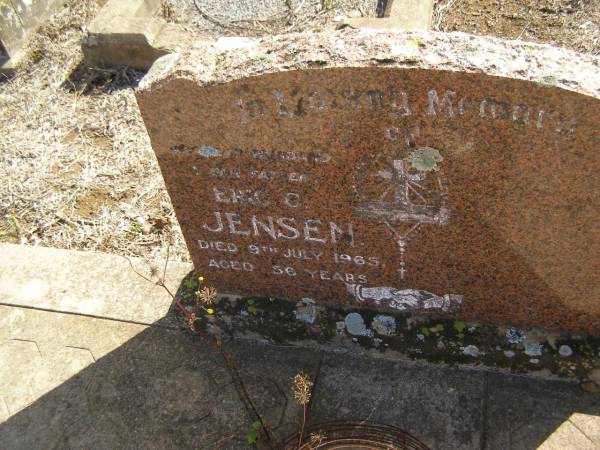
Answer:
137 32 600 334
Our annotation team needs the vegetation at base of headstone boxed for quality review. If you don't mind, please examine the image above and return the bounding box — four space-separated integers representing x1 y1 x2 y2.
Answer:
292 372 314 448
127 247 274 448
246 420 262 445
127 248 373 449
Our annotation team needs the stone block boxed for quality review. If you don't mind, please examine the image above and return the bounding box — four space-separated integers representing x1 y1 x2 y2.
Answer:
0 243 192 324
81 0 197 71
135 30 600 334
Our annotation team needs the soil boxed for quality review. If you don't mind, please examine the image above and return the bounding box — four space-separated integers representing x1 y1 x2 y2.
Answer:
73 189 120 220
436 0 599 54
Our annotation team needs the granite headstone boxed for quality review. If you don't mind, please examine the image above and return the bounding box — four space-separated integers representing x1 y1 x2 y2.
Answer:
136 31 600 334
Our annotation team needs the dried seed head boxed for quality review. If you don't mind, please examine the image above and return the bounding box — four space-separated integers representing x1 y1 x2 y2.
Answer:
292 372 313 406
309 432 324 445
196 286 217 307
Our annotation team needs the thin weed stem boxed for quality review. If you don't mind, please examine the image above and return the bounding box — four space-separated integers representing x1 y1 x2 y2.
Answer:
298 403 307 448
126 249 274 447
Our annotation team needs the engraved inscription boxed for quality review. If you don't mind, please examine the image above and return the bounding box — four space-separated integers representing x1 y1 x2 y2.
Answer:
236 88 577 140
170 85 582 311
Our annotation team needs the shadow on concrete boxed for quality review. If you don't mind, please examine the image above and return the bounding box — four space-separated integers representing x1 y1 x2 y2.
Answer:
0 310 598 450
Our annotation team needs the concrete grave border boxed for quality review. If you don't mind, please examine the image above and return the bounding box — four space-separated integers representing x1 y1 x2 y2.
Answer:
82 0 199 71
0 243 191 324
1 244 599 382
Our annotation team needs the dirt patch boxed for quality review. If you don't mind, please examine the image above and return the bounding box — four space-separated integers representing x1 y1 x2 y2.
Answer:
63 64 146 95
434 0 600 54
73 189 120 219
62 128 111 147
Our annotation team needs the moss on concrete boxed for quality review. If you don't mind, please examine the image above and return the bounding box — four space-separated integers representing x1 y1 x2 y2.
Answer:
174 271 600 383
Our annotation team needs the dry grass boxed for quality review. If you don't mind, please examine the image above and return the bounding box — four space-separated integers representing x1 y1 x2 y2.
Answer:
0 0 378 264
0 0 189 262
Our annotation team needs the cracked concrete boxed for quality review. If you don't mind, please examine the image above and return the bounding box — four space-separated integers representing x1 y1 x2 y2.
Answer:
0 244 599 448
0 243 191 323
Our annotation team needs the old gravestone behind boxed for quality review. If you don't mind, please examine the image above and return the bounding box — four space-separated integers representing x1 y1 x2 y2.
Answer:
136 31 600 335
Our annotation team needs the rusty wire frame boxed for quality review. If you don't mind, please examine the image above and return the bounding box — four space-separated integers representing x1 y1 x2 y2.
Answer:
280 420 431 450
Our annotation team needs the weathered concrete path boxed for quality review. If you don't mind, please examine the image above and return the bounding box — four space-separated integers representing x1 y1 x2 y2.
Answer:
0 244 599 449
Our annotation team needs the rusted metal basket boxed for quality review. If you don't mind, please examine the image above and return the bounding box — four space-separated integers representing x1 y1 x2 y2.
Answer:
280 420 431 449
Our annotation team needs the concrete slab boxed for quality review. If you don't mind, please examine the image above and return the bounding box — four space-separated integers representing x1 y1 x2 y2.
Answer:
485 372 600 449
0 245 599 448
309 353 486 449
537 420 597 449
0 243 192 324
0 304 318 448
81 0 197 70
0 302 599 449
569 413 600 445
